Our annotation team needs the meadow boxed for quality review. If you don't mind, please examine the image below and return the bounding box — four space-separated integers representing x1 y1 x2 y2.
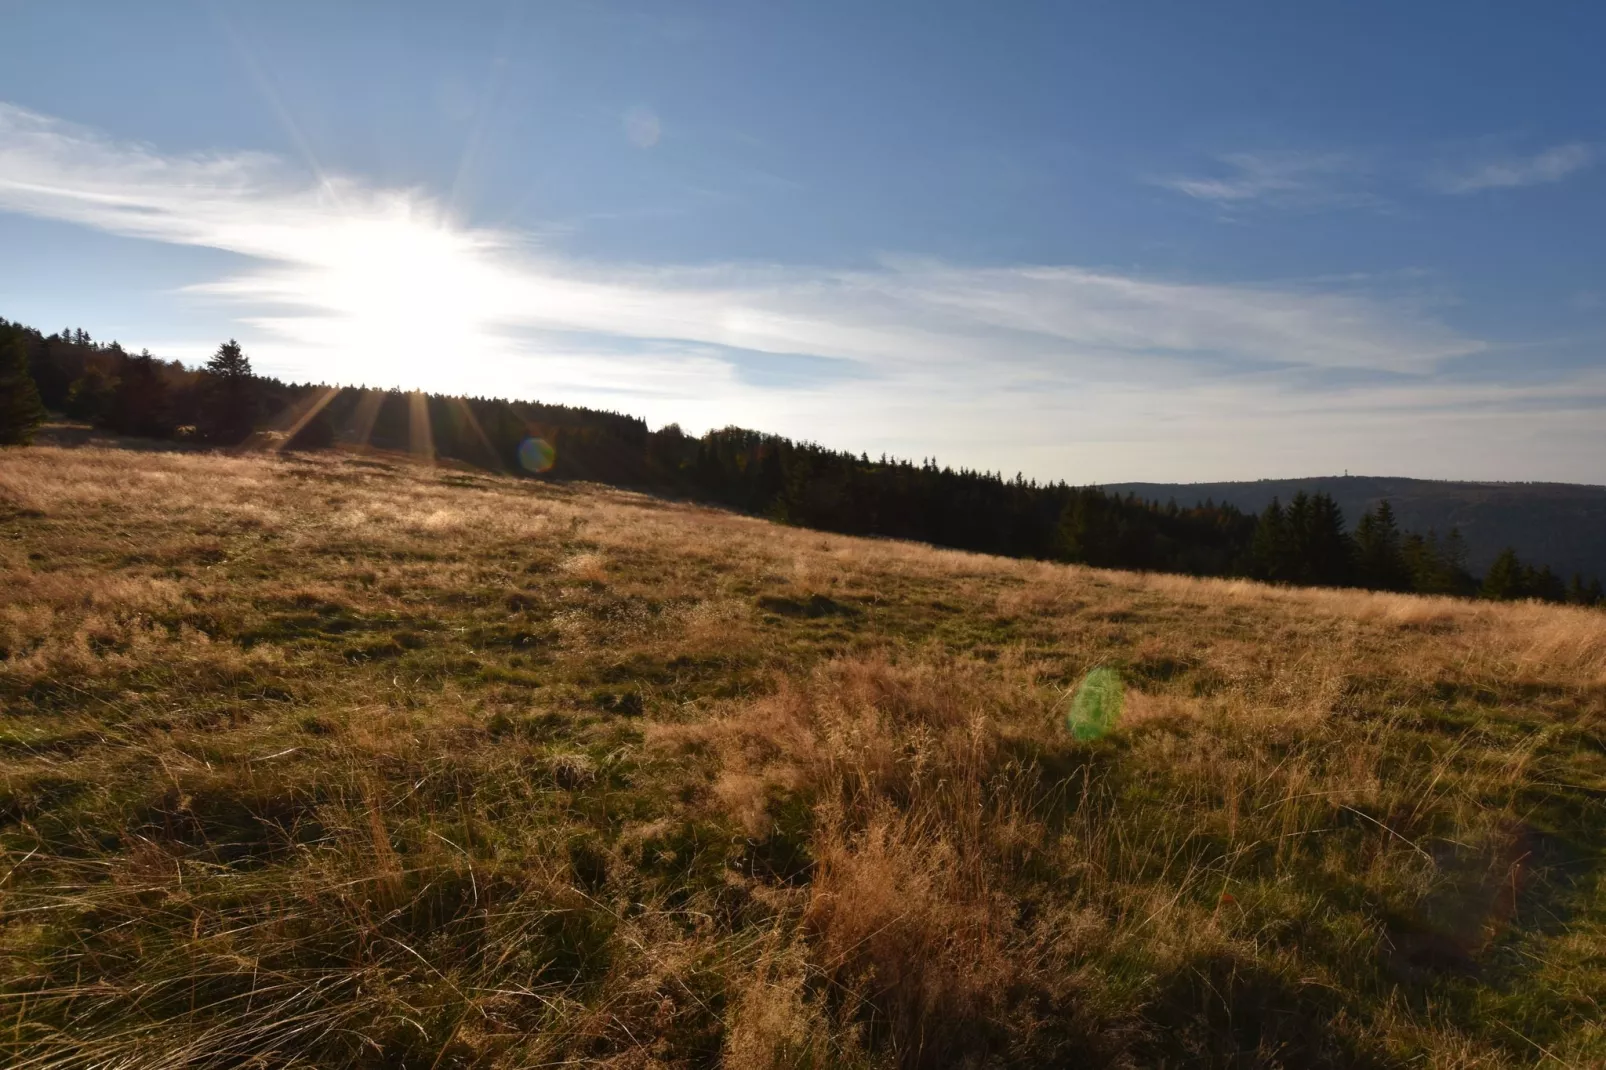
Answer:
1 443 1603 1068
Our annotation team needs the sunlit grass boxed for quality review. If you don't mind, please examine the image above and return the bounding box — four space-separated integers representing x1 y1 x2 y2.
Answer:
0 444 1603 1067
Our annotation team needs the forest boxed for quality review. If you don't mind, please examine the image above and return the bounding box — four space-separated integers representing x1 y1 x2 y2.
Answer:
3 315 1601 607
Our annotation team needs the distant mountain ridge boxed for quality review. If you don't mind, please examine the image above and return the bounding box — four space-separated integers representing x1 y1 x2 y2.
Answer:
1101 476 1606 580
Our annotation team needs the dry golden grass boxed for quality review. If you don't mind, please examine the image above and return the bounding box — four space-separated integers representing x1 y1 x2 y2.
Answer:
0 443 1604 1068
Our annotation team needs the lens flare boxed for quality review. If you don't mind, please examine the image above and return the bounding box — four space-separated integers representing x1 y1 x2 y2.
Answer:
1065 667 1123 740
518 436 556 474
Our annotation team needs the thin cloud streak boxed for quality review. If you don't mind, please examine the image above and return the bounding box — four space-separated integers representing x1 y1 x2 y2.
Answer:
1431 142 1596 193
1162 142 1599 207
1152 150 1379 212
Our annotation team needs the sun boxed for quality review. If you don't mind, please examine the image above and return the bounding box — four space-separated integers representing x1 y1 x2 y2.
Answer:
230 198 518 394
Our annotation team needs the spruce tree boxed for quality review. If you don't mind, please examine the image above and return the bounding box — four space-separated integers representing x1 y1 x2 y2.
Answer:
0 334 47 445
1401 531 1432 591
104 350 175 439
1306 493 1354 587
1284 492 1314 583
1441 528 1471 591
64 366 117 423
200 339 258 444
31 333 73 409
1252 498 1290 581
1355 500 1407 590
1481 548 1525 601
206 338 251 379
1057 490 1114 566
1532 566 1566 603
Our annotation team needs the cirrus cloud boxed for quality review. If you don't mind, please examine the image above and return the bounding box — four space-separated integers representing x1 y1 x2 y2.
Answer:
1151 150 1381 213
5 101 1600 484
1430 142 1596 194
0 103 1476 384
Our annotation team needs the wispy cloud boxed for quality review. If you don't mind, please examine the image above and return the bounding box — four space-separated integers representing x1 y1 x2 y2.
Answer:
1430 142 1596 194
1152 150 1377 212
0 106 1468 382
1163 141 1599 208
3 102 1599 483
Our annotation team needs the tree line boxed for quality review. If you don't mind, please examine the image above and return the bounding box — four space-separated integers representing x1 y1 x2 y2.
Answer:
2 315 1600 608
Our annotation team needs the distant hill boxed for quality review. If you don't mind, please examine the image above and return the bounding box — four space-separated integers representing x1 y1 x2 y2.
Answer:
1102 476 1606 579
9 313 1603 592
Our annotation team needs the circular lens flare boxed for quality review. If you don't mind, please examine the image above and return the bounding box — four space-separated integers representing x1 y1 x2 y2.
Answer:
518 436 556 474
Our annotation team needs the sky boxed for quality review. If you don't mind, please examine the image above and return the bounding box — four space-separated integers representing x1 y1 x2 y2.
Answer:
1 1 1603 485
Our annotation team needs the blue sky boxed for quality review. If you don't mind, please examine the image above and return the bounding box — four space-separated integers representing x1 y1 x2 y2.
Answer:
2 1 1603 483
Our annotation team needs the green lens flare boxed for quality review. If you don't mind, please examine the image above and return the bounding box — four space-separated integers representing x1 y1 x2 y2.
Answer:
1066 667 1124 740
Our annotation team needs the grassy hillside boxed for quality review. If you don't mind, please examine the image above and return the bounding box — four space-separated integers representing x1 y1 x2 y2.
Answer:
1104 475 1606 579
1 445 1604 1068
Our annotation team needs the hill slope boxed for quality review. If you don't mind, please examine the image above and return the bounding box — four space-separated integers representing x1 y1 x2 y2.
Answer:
1105 475 1606 577
11 306 1598 595
1 445 1604 1068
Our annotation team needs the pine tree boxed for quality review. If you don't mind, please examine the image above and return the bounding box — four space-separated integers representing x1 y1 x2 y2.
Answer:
64 366 117 423
104 350 175 438
757 441 785 506
206 338 251 379
1057 490 1118 566
30 333 73 409
1361 498 1413 588
1400 529 1445 594
1251 498 1290 581
1532 565 1566 603
1481 548 1525 601
1284 492 1315 583
1270 491 1350 585
0 334 47 445
1441 528 1471 590
200 339 258 444
1354 499 1407 590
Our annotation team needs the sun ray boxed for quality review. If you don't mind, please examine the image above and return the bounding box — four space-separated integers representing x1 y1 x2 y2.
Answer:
448 3 525 217
447 396 508 472
268 386 341 451
408 390 436 465
238 385 337 452
208 5 341 206
348 389 385 449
